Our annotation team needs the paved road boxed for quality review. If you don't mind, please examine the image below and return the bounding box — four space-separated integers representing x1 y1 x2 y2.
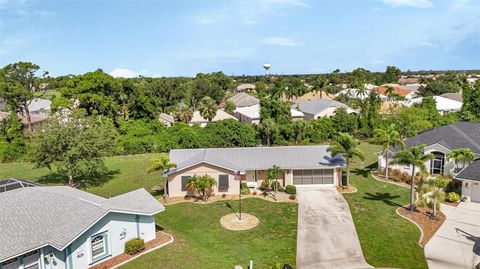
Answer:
425 202 480 269
296 187 372 269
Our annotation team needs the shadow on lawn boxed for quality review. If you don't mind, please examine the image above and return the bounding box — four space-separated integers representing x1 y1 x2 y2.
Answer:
363 192 402 207
37 169 120 188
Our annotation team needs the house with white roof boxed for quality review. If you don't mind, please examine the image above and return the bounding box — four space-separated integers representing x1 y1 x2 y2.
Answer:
293 99 357 120
28 98 52 116
408 96 463 115
164 145 345 197
0 181 164 269
234 104 304 125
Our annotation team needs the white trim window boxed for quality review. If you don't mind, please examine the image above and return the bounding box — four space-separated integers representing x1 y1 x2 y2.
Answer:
1 257 19 269
23 250 40 269
90 232 109 263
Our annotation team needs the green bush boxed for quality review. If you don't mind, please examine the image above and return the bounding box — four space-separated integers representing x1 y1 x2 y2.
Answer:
446 192 460 202
285 185 296 195
271 181 284 191
124 238 145 255
240 182 250 195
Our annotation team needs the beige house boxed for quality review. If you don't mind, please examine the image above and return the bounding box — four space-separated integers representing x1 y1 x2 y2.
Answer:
165 145 345 197
189 109 237 127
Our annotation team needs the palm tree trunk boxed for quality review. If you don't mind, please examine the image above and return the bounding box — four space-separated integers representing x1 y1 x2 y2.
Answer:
385 151 389 180
410 166 416 212
68 174 74 186
163 176 168 203
432 193 437 219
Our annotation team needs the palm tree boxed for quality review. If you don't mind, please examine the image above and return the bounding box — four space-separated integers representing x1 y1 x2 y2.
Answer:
392 145 434 212
428 175 449 219
258 118 277 146
147 153 177 202
292 120 309 145
268 165 281 200
175 106 193 123
198 96 217 122
447 148 476 173
310 76 326 98
328 133 364 186
373 124 404 181
187 174 216 201
384 86 394 101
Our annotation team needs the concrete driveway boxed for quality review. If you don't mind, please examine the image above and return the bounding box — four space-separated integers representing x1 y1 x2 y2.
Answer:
425 202 480 269
296 187 372 269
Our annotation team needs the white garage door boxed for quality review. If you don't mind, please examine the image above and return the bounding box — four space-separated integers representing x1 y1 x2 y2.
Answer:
472 182 480 203
293 169 334 185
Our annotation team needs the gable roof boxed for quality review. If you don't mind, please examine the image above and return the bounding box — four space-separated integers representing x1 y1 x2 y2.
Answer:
455 159 480 181
228 93 259 107
0 187 164 262
409 96 463 112
294 99 352 116
440 92 463 102
234 104 303 120
283 91 335 104
376 85 417 97
167 145 344 176
159 113 175 123
390 122 480 154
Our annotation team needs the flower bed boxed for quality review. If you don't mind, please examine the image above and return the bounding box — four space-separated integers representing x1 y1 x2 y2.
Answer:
398 207 445 247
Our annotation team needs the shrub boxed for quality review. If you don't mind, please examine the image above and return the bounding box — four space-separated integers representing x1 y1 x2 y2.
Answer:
150 185 163 195
285 185 296 195
446 192 460 202
241 186 250 195
271 181 284 191
124 238 145 255
241 182 248 189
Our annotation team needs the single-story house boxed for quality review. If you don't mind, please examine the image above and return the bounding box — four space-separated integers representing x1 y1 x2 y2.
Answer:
228 93 259 108
408 96 463 115
376 85 419 100
0 111 49 131
0 183 164 269
159 113 175 127
189 109 237 127
282 91 335 104
164 145 345 197
234 104 304 124
293 99 357 120
439 92 463 102
28 98 51 116
336 88 372 100
455 159 480 202
236 83 256 93
378 121 480 179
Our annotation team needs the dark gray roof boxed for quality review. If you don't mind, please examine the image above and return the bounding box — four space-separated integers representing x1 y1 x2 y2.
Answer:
455 159 480 181
0 187 164 262
293 99 350 116
390 122 480 154
167 145 344 175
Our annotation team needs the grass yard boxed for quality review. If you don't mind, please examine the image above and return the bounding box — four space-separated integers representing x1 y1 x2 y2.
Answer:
0 153 163 197
343 142 427 269
121 198 298 269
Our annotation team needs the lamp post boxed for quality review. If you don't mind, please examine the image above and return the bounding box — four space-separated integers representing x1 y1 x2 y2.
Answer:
234 171 242 220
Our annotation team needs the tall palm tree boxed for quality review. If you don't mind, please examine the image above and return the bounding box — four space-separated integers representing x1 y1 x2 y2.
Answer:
268 165 281 200
328 133 364 186
373 124 404 180
148 153 177 202
198 96 217 122
392 145 434 212
447 148 476 173
175 106 193 123
310 76 326 98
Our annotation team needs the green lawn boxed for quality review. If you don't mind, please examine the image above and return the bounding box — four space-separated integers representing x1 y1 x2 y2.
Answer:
343 142 427 269
0 153 163 197
121 198 298 269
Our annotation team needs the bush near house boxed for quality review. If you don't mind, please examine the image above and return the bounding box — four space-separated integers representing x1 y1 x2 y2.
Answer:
387 168 421 184
240 182 250 195
271 181 284 192
446 192 460 202
125 238 145 255
285 185 296 195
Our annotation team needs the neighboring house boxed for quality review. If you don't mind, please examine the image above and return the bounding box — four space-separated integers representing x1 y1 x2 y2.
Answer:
398 77 419 85
0 183 164 269
293 99 357 120
335 88 370 100
236 83 256 93
228 92 259 108
455 159 480 202
164 145 345 197
378 121 480 179
376 85 419 100
0 111 49 130
439 92 463 102
408 96 463 115
28 98 52 116
282 91 335 104
234 104 304 124
159 113 175 127
189 109 237 127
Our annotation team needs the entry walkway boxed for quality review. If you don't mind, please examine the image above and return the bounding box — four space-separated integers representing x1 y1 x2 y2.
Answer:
296 187 372 269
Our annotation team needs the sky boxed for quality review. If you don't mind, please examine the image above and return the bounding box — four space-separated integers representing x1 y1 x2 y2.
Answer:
0 0 479 77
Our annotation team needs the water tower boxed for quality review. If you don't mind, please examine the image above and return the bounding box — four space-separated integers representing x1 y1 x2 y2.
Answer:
263 63 271 76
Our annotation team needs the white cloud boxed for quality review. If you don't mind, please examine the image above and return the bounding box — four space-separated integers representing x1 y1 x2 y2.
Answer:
109 68 142 78
452 0 471 9
382 0 432 8
260 36 299 46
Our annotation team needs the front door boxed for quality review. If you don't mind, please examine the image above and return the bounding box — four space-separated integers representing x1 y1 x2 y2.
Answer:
430 152 445 175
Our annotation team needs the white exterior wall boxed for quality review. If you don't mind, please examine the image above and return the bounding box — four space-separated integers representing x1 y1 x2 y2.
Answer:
461 180 480 202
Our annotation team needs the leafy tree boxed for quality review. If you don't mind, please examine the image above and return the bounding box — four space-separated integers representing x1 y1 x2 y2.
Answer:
447 148 476 173
392 145 434 212
383 66 401 83
461 81 480 121
258 118 277 146
428 176 449 219
305 118 336 143
30 112 118 186
201 119 258 148
0 62 49 133
198 96 217 122
394 107 434 137
0 113 27 161
292 120 309 144
332 108 358 134
148 153 177 202
186 174 217 201
358 91 382 137
415 96 441 123
224 100 236 114
267 165 281 200
175 106 194 123
327 133 364 186
373 124 404 180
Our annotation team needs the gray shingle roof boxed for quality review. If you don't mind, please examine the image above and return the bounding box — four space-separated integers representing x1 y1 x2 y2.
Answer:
390 122 480 154
455 159 480 181
293 99 350 116
167 145 344 175
228 93 260 107
0 187 164 262
439 92 463 102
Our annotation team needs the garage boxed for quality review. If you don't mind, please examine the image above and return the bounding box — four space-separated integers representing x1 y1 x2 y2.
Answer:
293 169 334 185
455 159 480 203
471 182 480 203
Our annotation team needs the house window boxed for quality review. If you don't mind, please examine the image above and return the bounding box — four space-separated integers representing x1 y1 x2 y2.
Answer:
2 257 19 269
219 174 229 189
181 176 191 192
430 152 445 175
23 250 40 269
91 232 109 263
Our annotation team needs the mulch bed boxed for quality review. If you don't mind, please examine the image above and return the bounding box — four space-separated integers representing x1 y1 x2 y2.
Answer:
398 207 446 247
443 201 460 207
90 231 172 269
336 185 357 193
